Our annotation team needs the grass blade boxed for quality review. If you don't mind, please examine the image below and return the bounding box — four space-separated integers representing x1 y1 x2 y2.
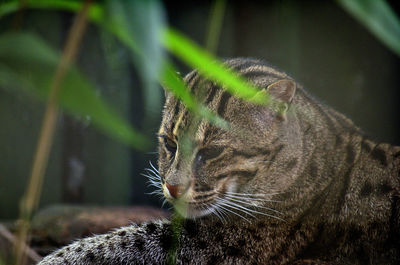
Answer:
205 0 226 54
163 28 270 105
161 62 229 129
105 0 165 124
337 0 400 56
0 1 234 129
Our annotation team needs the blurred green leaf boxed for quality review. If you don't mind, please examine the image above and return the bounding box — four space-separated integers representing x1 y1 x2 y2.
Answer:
0 0 165 126
161 62 229 129
0 0 103 21
0 1 270 105
337 0 400 56
0 0 243 130
163 28 271 105
205 0 226 54
105 0 165 124
0 0 165 110
0 32 149 149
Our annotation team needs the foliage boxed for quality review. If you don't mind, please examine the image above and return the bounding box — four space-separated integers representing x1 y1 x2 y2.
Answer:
337 0 400 57
1 0 398 148
0 32 149 149
0 0 266 149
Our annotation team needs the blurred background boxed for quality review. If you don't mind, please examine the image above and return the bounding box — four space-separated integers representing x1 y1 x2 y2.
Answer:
0 0 399 222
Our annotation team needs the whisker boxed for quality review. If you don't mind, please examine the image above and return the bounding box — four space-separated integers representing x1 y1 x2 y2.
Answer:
147 179 161 185
149 161 159 173
216 204 229 223
219 198 256 217
161 199 169 208
199 203 217 221
141 173 160 181
142 162 164 205
225 191 282 197
208 202 224 222
219 198 286 222
144 168 160 176
144 179 161 186
145 190 163 195
224 193 281 203
211 206 226 223
148 180 162 188
143 180 161 188
218 198 256 217
223 196 284 216
215 201 251 223
257 212 285 222
144 169 160 177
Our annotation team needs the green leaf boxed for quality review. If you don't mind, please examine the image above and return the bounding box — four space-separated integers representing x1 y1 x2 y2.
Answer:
0 32 149 150
0 1 231 129
105 0 165 124
205 0 226 54
337 0 400 56
163 28 271 105
161 62 229 129
0 0 104 21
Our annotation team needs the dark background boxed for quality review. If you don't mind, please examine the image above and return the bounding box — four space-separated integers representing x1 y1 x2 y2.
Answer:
0 0 399 220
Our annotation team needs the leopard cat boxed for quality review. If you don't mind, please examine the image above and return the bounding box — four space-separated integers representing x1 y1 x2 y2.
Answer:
38 58 400 264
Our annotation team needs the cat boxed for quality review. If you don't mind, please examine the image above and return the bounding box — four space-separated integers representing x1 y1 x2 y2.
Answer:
38 58 400 264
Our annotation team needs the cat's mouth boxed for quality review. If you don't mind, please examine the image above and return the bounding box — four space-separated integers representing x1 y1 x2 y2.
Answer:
162 179 236 219
174 198 219 219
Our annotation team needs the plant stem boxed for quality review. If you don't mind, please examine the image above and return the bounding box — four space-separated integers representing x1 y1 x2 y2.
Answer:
13 1 92 264
205 0 226 54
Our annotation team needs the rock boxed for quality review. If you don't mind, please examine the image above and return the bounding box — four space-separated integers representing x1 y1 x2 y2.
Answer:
28 205 169 255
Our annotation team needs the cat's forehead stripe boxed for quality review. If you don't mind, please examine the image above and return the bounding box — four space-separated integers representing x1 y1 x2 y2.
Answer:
204 83 218 105
184 69 198 86
216 91 232 117
172 99 181 120
173 110 186 137
198 88 229 145
186 71 202 93
196 121 208 143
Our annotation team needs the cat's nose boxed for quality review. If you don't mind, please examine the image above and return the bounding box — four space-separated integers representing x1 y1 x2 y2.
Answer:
166 183 183 199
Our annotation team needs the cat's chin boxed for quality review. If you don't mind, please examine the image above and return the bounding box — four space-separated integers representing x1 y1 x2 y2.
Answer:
173 202 215 219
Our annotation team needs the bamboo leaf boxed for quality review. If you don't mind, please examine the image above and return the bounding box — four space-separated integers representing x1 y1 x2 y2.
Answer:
161 62 229 129
163 28 271 105
205 0 226 54
0 32 149 149
0 0 103 21
337 0 400 56
105 0 165 123
0 1 233 129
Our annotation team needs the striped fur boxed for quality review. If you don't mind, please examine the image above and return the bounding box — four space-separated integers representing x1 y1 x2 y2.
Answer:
39 58 400 264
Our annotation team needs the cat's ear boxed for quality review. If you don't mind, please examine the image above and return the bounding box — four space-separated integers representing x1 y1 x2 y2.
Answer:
266 79 296 104
263 79 296 120
162 86 172 98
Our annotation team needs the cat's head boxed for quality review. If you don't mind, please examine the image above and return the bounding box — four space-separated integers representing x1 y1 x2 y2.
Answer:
157 58 300 220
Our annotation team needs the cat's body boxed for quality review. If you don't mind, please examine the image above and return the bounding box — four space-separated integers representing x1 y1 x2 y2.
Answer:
39 58 400 264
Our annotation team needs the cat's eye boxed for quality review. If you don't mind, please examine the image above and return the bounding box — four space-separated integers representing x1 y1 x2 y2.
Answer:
196 147 224 162
164 137 177 153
